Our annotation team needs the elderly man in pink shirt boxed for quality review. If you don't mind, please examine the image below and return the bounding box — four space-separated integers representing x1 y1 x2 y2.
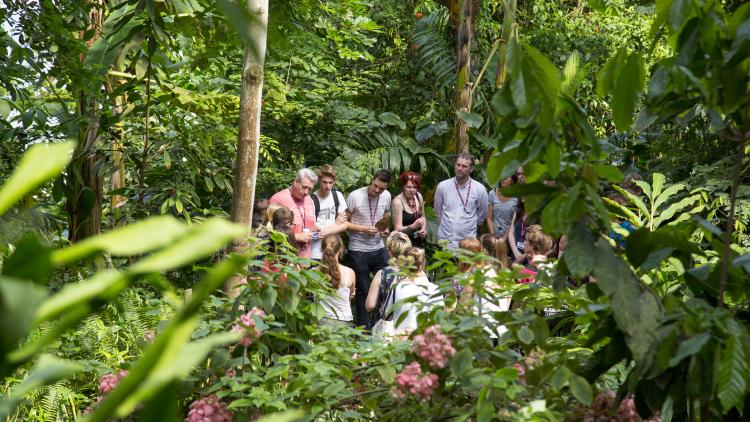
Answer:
269 168 318 258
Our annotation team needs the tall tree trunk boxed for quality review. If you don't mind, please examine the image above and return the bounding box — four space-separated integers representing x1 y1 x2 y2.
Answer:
66 0 104 242
225 0 269 295
455 0 474 153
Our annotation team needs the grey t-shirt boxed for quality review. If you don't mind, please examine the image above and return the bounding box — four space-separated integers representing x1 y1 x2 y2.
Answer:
434 177 488 249
346 187 391 252
488 188 517 236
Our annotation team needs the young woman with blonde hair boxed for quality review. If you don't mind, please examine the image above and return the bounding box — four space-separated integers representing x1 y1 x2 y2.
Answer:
365 231 411 314
389 247 443 335
318 234 356 328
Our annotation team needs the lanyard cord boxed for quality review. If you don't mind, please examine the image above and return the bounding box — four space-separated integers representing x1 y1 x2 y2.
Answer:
368 194 380 226
454 178 472 212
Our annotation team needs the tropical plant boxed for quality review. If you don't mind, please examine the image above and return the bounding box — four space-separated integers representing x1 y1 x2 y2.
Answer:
605 172 706 232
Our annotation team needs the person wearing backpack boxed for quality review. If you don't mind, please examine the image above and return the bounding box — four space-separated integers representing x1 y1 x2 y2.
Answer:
310 165 348 261
365 231 412 323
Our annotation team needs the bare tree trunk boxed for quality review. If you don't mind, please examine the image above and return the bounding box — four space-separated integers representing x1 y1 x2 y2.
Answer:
455 0 474 153
225 0 269 295
66 0 104 242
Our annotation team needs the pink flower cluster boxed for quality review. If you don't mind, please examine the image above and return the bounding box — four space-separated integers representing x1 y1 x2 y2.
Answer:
392 362 439 401
99 370 128 396
412 325 456 369
231 307 266 347
186 395 233 422
512 363 526 385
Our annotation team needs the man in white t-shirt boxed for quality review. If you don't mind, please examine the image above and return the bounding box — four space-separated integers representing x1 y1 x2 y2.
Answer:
346 169 392 328
310 164 349 260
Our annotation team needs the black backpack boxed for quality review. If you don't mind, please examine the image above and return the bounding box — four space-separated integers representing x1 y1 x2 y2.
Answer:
373 267 398 323
311 190 340 219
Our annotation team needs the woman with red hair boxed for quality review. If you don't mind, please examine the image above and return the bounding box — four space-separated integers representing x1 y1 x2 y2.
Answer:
391 171 427 249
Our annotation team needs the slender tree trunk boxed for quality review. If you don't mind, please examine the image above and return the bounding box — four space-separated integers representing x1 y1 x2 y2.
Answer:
455 0 474 153
225 0 269 295
66 0 104 242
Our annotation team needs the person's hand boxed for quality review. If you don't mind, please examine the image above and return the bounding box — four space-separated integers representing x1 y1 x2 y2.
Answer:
296 231 313 243
417 227 427 238
415 216 427 228
362 226 379 236
316 226 329 238
379 228 390 238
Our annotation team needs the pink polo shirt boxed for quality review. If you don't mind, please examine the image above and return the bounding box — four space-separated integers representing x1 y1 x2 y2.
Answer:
269 189 316 258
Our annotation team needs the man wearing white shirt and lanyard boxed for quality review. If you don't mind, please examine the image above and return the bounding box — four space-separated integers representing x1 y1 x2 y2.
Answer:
310 164 349 261
345 169 392 328
434 152 489 250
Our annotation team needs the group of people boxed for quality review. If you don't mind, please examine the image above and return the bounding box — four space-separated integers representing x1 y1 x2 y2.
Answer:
250 152 559 335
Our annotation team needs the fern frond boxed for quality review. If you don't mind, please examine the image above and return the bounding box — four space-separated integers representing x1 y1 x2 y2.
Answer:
412 8 456 88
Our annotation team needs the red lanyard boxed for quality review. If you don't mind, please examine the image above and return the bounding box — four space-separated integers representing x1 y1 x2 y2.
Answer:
368 194 380 225
454 178 472 213
290 189 306 229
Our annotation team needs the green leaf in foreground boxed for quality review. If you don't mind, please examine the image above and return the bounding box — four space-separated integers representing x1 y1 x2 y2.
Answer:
129 218 247 274
0 355 84 419
0 277 48 363
52 216 189 266
0 141 75 216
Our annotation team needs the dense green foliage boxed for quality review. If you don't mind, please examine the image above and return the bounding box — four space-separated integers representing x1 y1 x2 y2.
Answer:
1 0 749 420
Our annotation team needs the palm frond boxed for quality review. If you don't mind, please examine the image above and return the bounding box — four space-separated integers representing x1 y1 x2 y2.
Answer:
412 9 456 88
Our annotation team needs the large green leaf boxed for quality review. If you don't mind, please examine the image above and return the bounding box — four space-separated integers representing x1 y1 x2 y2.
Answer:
564 221 597 279
128 218 246 274
34 271 127 325
52 216 189 266
717 335 748 412
456 111 484 129
592 239 661 366
88 255 248 422
0 141 75 216
568 373 593 405
114 331 241 417
379 112 406 129
596 48 627 97
612 52 643 132
0 277 47 363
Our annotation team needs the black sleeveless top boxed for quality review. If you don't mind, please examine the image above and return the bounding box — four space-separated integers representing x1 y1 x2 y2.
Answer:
402 209 426 248
399 195 425 249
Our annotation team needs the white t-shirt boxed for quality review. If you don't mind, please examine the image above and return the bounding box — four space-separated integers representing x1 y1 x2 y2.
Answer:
390 275 443 334
473 267 511 338
346 187 391 252
311 190 348 259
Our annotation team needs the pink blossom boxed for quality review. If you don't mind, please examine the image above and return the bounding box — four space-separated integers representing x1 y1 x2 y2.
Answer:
231 307 266 347
225 368 236 378
392 362 439 401
412 325 456 369
186 395 233 422
144 330 156 342
98 370 128 396
512 363 526 385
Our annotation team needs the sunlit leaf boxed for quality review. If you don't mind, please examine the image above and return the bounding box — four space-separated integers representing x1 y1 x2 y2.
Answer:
0 141 75 216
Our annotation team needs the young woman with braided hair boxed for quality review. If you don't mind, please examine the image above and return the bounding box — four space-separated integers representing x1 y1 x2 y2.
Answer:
318 234 356 328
